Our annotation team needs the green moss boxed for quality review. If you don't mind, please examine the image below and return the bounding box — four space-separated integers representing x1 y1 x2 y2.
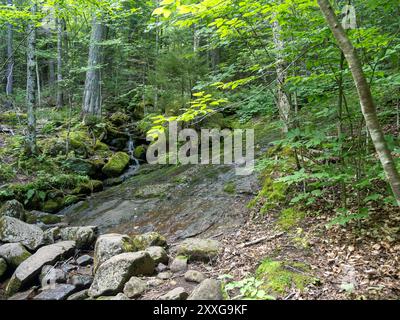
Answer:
102 152 130 177
38 214 62 225
109 112 130 126
256 259 315 295
277 208 306 231
223 182 236 194
42 198 64 213
132 232 167 250
94 141 109 151
0 112 27 125
133 145 146 159
248 176 287 213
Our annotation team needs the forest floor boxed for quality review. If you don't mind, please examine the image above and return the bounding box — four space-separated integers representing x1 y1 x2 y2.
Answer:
138 202 400 300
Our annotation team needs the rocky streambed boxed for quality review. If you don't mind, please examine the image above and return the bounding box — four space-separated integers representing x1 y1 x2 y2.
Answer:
0 159 262 300
0 213 225 300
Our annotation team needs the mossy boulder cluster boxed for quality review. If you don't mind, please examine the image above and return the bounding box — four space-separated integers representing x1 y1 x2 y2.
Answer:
0 111 143 215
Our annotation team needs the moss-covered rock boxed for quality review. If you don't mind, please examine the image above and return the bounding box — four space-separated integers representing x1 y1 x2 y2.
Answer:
42 198 64 213
109 112 130 126
64 158 97 176
0 200 26 221
176 238 221 262
0 243 32 269
102 152 130 177
94 141 109 152
132 232 167 250
133 145 146 160
0 258 7 278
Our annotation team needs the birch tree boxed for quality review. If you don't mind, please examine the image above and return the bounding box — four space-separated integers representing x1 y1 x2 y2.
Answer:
318 0 400 206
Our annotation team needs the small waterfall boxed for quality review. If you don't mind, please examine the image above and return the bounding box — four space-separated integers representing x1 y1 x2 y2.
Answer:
121 129 141 180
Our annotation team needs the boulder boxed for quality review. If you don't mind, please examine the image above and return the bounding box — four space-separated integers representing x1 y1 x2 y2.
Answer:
123 276 147 298
40 266 67 288
145 246 169 265
60 226 98 249
159 287 188 300
6 241 76 296
147 278 164 288
184 270 205 283
0 257 7 278
33 284 76 300
67 289 89 300
88 251 155 297
64 158 97 177
110 293 130 300
0 216 44 251
176 238 221 262
133 232 167 250
170 256 188 273
76 255 93 266
43 227 61 244
0 200 26 221
0 243 32 269
188 279 223 300
42 198 65 213
157 271 172 280
26 210 62 225
155 263 168 273
8 287 38 300
93 233 137 272
69 274 94 289
102 152 130 177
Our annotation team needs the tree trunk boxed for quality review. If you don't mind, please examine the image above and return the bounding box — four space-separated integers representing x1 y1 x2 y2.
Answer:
272 16 291 133
5 0 14 109
318 0 400 206
56 17 64 108
26 3 38 155
82 16 105 118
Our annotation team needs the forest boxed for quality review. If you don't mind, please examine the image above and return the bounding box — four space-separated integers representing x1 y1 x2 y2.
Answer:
0 0 399 301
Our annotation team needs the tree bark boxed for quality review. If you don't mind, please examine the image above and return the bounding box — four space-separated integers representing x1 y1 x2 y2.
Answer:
82 16 105 118
26 3 38 155
5 0 14 109
272 16 291 133
56 17 64 108
318 0 400 206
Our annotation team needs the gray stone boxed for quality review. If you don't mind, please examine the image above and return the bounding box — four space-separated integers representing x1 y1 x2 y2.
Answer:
0 257 7 278
123 276 147 298
155 263 168 273
60 226 98 249
0 243 31 269
76 255 93 266
6 241 76 296
177 238 221 262
8 287 38 300
69 274 93 289
40 266 67 288
147 278 164 287
188 279 223 300
67 289 89 300
170 256 188 273
0 216 44 250
157 271 173 280
61 263 77 273
93 233 136 272
33 284 76 300
160 287 188 300
184 270 205 283
111 293 130 300
145 246 169 265
43 227 61 244
88 251 155 297
0 200 26 221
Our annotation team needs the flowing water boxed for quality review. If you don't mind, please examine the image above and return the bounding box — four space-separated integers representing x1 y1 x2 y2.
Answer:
62 127 280 241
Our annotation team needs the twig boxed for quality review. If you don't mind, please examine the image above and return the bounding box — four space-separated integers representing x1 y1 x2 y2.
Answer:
238 232 285 248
